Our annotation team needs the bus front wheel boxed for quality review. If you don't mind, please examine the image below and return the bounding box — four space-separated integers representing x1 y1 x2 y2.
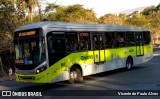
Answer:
69 67 83 84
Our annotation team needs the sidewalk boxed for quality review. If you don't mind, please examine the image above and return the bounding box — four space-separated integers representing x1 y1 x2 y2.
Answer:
153 50 160 56
0 74 15 83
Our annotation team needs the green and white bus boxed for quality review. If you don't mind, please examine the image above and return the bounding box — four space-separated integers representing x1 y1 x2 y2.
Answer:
14 21 153 83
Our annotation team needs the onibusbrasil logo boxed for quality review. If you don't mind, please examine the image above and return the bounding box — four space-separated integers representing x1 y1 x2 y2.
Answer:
1 91 42 96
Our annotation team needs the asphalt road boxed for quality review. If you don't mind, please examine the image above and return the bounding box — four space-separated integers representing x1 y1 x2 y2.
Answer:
0 49 160 98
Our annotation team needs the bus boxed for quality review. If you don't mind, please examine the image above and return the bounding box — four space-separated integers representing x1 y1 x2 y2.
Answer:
14 21 153 83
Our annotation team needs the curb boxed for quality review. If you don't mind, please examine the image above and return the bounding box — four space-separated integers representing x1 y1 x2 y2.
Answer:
0 76 8 83
0 75 15 83
153 54 160 56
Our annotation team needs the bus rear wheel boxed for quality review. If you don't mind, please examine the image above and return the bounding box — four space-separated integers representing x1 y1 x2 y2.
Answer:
126 58 133 70
69 67 83 84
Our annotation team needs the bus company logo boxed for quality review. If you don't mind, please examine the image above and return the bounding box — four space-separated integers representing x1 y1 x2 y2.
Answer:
80 55 94 60
2 91 11 96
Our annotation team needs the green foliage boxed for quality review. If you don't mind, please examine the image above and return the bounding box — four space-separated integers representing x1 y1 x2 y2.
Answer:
0 1 18 65
0 1 160 53
0 0 17 33
0 1 159 69
98 14 123 25
44 3 60 13
45 4 97 23
125 14 148 28
32 15 41 22
142 6 157 16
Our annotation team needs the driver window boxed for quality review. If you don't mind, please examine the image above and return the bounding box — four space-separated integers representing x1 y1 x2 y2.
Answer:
48 36 55 53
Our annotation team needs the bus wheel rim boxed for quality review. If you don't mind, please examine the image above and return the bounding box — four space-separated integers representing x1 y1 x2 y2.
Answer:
70 71 77 79
127 61 131 69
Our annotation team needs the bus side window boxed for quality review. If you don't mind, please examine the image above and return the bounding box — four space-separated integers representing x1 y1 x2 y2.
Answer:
66 33 78 52
67 40 76 52
105 32 116 48
93 36 98 50
126 32 135 46
143 32 151 45
48 36 57 54
116 32 125 47
47 36 55 53
79 33 91 51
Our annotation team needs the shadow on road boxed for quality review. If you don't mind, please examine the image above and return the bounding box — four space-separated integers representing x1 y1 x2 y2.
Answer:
147 55 160 63
16 81 70 91
84 66 145 79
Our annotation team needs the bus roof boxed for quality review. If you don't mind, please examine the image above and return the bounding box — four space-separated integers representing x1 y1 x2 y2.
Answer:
15 21 149 32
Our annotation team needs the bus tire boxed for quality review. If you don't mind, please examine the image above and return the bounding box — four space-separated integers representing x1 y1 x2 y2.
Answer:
126 58 133 70
69 67 83 84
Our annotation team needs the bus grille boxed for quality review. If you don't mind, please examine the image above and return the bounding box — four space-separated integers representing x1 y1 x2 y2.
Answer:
18 76 35 80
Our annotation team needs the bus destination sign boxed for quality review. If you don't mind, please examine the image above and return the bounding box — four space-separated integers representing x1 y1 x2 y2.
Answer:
80 33 89 36
19 31 36 37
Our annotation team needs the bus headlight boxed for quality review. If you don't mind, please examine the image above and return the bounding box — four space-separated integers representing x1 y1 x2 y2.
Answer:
36 65 47 74
36 70 40 74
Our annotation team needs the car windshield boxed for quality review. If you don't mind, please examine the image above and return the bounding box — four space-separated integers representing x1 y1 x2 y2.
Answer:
14 37 46 64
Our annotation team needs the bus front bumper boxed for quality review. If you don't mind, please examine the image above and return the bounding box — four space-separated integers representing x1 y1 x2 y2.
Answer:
15 71 48 83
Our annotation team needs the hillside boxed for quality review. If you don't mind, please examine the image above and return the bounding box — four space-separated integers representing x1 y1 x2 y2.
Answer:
118 7 146 15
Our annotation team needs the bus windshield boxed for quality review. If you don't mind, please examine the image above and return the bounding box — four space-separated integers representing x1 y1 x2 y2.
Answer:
14 37 46 64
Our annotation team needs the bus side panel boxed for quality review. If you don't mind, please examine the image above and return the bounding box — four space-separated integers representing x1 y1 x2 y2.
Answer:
103 46 137 72
94 50 99 63
144 45 153 55
46 53 75 83
47 51 96 83
132 45 153 66
46 45 153 83
75 51 95 76
100 50 105 62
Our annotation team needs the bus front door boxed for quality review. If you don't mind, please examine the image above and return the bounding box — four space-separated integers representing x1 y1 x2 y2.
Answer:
136 33 144 56
92 33 105 64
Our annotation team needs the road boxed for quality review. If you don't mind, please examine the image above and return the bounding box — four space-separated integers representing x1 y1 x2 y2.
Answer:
0 49 160 98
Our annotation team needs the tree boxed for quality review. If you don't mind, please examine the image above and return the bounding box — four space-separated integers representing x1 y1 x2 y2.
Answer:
157 3 160 10
123 4 160 44
46 4 97 23
98 14 123 25
141 6 157 16
118 13 127 20
44 3 60 13
125 13 150 28
16 0 37 23
0 0 17 52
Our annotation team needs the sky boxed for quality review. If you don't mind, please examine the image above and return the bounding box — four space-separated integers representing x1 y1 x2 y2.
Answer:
47 0 160 17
